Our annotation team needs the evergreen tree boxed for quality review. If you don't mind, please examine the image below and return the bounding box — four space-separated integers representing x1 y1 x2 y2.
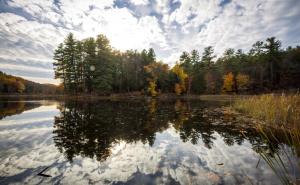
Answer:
201 46 216 93
94 34 113 93
148 48 156 64
74 41 84 92
53 43 65 88
264 37 281 89
82 38 96 93
63 33 77 93
52 34 300 95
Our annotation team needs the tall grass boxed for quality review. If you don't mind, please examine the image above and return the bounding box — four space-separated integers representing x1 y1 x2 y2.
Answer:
234 94 300 129
234 94 300 184
256 126 300 185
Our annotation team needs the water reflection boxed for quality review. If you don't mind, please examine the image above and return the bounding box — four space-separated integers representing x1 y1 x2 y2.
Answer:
0 101 40 119
53 100 286 162
0 99 299 184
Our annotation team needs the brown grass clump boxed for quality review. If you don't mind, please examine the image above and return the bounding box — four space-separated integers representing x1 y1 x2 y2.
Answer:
233 94 300 129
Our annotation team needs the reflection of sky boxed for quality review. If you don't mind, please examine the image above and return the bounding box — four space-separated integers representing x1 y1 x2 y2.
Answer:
0 103 294 185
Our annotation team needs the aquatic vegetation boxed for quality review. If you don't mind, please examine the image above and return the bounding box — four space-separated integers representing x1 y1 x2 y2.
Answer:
233 94 300 129
234 94 300 184
256 126 300 185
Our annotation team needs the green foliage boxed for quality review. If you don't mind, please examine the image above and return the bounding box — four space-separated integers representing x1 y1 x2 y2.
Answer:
53 34 300 95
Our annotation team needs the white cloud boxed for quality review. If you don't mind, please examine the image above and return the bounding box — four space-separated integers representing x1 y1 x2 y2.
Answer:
130 0 149 6
0 0 299 83
157 0 300 59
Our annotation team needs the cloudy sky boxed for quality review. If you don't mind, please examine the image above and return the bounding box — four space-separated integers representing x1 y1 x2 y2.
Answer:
0 0 299 84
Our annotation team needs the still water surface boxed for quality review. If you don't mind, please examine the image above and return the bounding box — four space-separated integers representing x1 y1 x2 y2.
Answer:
0 99 298 185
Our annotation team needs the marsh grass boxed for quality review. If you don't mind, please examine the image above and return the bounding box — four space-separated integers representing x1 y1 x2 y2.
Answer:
233 94 300 129
256 126 300 185
234 94 300 184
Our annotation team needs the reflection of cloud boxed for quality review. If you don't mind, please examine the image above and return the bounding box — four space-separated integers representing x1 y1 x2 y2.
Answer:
2 101 299 185
0 112 286 185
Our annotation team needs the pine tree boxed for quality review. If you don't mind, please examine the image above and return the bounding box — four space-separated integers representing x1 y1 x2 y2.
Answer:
94 34 113 93
201 46 216 93
63 33 77 93
82 38 96 93
74 41 84 92
53 43 66 88
264 37 281 89
147 48 156 64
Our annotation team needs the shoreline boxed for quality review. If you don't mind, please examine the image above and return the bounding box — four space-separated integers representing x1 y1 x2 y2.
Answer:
0 94 249 101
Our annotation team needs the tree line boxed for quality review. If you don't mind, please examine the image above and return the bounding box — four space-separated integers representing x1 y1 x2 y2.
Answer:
0 71 60 94
53 33 300 96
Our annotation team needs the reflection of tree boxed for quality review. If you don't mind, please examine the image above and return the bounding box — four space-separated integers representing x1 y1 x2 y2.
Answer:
0 101 40 119
53 100 171 162
53 99 290 162
170 100 287 153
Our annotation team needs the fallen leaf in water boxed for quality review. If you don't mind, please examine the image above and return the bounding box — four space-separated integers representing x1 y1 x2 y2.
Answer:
207 172 221 183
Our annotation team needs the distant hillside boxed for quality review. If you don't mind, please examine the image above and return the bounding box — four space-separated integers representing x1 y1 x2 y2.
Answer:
0 71 61 94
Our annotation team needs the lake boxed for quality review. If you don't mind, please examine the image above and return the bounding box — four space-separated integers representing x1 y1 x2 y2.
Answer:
0 99 299 185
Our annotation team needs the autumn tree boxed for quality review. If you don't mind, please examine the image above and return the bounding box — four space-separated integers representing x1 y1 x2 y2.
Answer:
222 72 234 93
52 34 300 96
236 73 250 92
144 61 169 96
172 64 188 95
179 50 199 95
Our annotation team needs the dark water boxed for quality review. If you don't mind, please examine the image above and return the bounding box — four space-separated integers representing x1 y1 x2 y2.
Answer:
0 99 299 185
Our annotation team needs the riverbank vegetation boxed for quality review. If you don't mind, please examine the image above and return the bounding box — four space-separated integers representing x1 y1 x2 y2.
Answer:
53 33 300 96
233 94 300 184
234 94 300 129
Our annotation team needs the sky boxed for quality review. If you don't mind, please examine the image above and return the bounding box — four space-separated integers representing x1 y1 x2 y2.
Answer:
0 0 299 85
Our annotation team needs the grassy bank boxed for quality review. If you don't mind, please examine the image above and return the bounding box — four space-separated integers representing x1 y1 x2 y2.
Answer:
233 94 300 129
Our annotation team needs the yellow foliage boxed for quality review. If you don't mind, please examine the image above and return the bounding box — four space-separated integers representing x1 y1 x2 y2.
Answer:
144 62 169 97
222 72 234 93
148 99 157 114
172 64 188 81
172 64 188 95
174 83 182 95
236 73 250 90
147 80 157 97
16 81 25 93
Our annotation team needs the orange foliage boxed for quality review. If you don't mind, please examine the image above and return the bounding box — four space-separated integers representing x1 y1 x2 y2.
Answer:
222 72 234 93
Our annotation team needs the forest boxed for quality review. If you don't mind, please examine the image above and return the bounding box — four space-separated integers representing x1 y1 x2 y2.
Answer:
53 33 300 96
0 71 60 94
